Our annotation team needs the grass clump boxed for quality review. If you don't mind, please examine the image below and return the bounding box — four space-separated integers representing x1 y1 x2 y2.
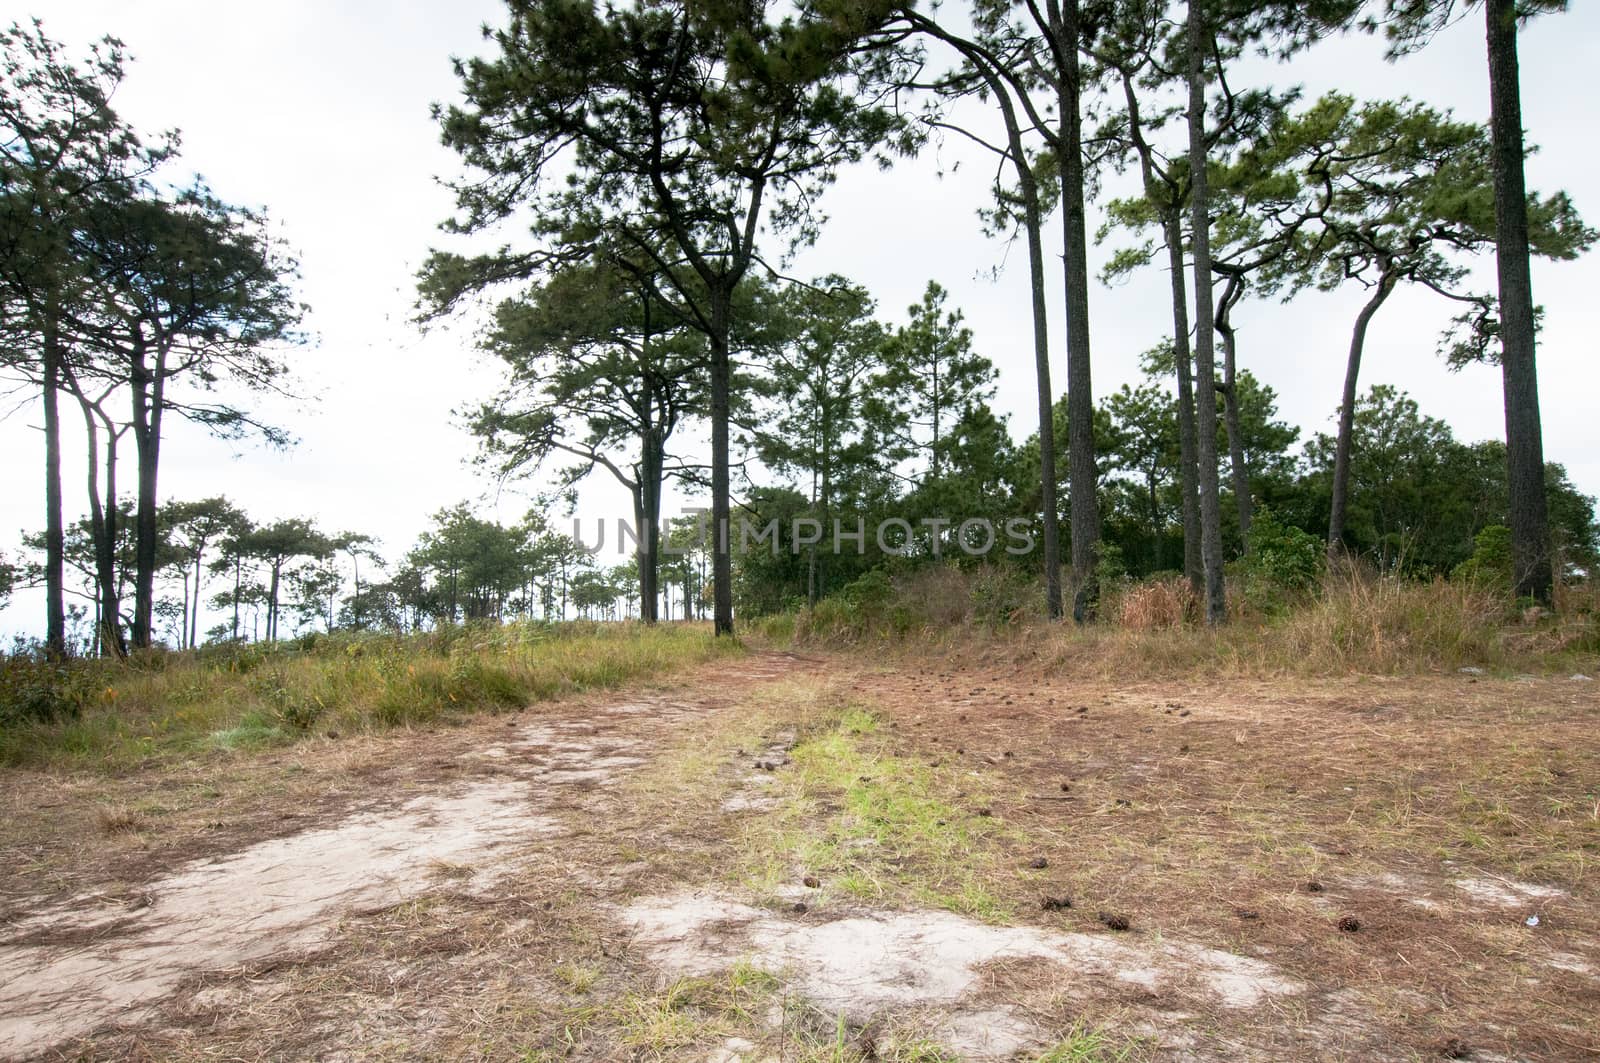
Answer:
0 620 735 769
1033 1024 1144 1062
593 964 957 1062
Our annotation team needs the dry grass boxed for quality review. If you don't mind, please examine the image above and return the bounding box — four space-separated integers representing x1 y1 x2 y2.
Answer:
0 620 735 769
768 568 1600 679
1115 578 1194 631
837 652 1600 1059
92 804 143 835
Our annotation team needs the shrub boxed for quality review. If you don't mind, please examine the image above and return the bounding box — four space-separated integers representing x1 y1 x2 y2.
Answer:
1240 508 1323 611
1453 524 1514 586
893 566 972 627
969 564 1037 627
1278 571 1509 672
0 655 96 726
841 569 894 613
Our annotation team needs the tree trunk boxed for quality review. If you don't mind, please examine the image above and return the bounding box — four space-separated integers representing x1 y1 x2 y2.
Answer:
130 332 165 648
682 559 693 621
349 552 361 630
1328 277 1395 555
709 293 735 637
637 301 661 624
1485 0 1551 604
1122 60 1202 597
42 306 67 660
78 393 110 655
635 438 661 625
268 561 280 642
637 455 661 624
1185 0 1227 624
1164 215 1204 594
1057 0 1100 623
75 388 127 658
1214 274 1251 543
929 339 940 483
1006 98 1065 619
231 554 242 640
940 15 1063 618
191 550 205 648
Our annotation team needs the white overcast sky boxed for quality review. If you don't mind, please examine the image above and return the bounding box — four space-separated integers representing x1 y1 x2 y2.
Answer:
2 1 1597 639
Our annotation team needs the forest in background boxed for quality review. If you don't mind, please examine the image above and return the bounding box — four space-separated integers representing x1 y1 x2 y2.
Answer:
3 0 1599 665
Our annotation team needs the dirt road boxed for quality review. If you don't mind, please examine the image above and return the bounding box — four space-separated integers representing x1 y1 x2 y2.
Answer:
2 647 1596 1060
0 653 809 1059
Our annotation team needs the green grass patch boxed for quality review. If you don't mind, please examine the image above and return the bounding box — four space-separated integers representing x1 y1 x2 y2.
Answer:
578 962 958 1062
1032 1024 1144 1062
741 701 1015 919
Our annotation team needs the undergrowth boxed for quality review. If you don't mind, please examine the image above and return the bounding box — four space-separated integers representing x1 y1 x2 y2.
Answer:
752 564 1600 678
0 620 734 768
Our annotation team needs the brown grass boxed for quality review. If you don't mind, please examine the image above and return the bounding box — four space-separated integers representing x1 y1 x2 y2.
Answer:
1114 577 1194 631
93 805 144 835
767 568 1600 679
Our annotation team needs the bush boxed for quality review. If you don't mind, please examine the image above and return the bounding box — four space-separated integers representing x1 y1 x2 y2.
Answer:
1241 508 1323 610
969 564 1037 627
1277 571 1510 672
893 566 972 627
842 569 895 614
0 655 97 726
1453 524 1513 586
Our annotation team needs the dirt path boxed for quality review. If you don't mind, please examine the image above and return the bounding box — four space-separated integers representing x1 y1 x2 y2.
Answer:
0 652 810 1060
4 647 1596 1061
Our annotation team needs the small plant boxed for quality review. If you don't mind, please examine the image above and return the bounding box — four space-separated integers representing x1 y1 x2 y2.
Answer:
969 564 1036 628
249 670 325 731
1452 524 1513 586
1033 1023 1140 1062
0 654 96 725
842 570 895 615
1240 507 1323 611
